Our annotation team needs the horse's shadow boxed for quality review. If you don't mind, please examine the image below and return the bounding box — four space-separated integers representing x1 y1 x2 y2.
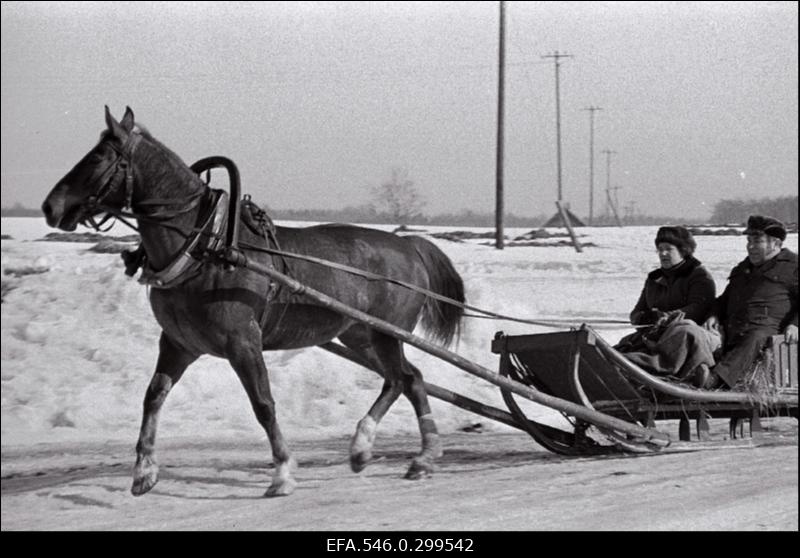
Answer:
109 445 563 501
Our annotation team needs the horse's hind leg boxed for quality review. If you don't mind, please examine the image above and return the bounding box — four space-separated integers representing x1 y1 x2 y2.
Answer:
132 333 198 496
342 332 440 478
341 332 405 473
401 360 443 479
228 324 296 497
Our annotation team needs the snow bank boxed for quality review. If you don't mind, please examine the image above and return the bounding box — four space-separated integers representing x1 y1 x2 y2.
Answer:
2 217 796 447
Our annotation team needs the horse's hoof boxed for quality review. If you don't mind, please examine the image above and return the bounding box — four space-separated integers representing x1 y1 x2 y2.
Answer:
131 473 158 496
423 434 444 460
404 458 434 480
350 451 371 473
131 457 159 496
265 477 297 498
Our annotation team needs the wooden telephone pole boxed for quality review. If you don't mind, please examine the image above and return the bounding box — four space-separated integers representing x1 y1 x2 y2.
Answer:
541 51 573 204
542 51 582 252
581 106 602 226
495 1 506 250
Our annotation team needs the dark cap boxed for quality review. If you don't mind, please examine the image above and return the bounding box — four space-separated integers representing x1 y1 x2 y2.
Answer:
655 226 696 256
743 215 786 241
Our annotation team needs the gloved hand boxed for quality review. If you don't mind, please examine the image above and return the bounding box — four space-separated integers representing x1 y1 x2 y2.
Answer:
653 309 683 327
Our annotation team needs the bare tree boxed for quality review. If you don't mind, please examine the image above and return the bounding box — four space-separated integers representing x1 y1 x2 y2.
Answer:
370 167 425 224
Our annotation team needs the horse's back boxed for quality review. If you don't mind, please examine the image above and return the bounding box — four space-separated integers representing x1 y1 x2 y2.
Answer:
271 223 431 328
275 223 429 286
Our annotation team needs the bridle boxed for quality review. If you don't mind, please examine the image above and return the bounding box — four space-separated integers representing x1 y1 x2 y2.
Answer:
79 131 140 230
80 129 207 239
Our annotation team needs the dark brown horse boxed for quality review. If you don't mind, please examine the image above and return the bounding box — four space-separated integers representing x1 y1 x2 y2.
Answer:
42 107 464 497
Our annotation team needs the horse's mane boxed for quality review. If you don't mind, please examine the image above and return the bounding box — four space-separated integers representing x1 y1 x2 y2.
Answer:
132 123 200 192
135 124 182 163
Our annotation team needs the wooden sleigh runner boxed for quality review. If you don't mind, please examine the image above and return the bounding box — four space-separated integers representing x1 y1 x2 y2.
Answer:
492 327 798 452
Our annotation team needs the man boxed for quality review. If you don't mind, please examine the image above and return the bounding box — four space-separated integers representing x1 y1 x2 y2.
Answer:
701 215 798 389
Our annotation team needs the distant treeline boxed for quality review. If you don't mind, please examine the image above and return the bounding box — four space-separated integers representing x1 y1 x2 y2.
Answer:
271 208 711 227
1 205 43 217
4 194 797 227
709 195 798 226
0 203 546 227
268 206 549 227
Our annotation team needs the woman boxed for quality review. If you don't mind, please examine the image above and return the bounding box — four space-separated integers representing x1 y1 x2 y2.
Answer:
617 226 719 384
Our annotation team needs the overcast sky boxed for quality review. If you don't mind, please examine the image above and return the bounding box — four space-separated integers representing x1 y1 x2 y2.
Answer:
1 1 797 219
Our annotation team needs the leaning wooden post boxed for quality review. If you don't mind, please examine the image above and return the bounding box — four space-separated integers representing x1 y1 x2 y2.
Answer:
556 200 582 253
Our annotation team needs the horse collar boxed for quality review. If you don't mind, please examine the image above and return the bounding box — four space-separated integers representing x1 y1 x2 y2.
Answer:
138 189 229 289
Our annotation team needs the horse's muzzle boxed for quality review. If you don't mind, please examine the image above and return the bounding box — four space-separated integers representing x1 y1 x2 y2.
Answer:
42 193 80 231
41 198 61 228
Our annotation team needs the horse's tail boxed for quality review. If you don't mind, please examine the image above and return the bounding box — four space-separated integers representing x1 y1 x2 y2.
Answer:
407 236 465 347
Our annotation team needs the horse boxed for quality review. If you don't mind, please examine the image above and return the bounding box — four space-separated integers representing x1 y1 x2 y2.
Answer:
42 106 465 497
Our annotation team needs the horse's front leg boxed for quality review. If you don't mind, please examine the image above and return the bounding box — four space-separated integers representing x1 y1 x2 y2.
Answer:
228 322 296 497
131 333 198 496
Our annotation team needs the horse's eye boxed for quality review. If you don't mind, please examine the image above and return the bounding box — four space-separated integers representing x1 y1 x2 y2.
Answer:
90 145 113 162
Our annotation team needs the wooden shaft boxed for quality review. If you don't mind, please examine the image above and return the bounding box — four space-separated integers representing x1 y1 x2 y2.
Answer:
319 342 523 431
234 252 671 445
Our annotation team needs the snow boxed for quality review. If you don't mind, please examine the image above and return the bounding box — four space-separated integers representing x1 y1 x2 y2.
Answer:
2 217 797 448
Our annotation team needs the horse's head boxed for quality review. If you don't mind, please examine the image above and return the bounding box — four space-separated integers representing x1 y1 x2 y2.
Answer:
42 106 140 231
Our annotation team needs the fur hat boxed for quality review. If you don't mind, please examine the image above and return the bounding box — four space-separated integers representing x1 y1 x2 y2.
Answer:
743 215 786 241
655 226 696 256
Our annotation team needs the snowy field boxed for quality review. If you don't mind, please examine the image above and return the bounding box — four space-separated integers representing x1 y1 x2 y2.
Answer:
2 217 797 448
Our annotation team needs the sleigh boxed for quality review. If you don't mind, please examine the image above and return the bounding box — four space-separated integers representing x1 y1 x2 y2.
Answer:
491 327 798 453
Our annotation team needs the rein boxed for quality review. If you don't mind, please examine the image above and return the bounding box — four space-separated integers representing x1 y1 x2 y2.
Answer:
236 241 632 330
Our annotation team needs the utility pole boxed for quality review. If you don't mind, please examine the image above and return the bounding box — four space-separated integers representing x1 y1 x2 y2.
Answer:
624 200 637 224
601 148 622 227
541 51 573 203
495 0 506 250
581 106 602 226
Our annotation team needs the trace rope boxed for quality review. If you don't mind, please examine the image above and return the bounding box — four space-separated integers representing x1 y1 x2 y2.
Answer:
235 241 632 330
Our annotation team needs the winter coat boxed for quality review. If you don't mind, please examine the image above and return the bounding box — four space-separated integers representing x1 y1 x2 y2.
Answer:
713 248 798 342
630 256 716 325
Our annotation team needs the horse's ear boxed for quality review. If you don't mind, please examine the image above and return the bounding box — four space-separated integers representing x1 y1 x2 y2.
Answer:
105 105 126 138
120 106 135 133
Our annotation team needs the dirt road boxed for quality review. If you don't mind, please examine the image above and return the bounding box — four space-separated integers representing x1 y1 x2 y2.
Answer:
2 422 797 532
